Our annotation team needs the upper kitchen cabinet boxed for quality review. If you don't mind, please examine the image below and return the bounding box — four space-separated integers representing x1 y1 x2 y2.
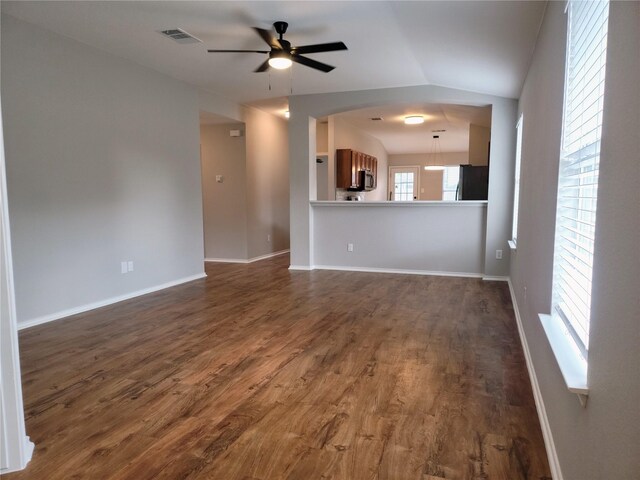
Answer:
336 149 378 190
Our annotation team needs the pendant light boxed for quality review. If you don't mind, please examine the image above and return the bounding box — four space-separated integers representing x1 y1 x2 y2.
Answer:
424 134 445 171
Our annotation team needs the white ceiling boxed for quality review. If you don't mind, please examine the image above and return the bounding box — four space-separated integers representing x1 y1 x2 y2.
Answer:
334 103 492 154
3 1 543 154
2 1 546 105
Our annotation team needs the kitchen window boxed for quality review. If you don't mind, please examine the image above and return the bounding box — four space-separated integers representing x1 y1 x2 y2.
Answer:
442 166 459 201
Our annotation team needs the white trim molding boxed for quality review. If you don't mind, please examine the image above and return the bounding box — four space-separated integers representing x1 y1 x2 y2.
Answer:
206 249 289 265
1 96 34 474
0 436 33 475
507 279 564 480
288 265 314 271
539 313 589 405
482 276 509 282
17 273 207 331
313 265 483 278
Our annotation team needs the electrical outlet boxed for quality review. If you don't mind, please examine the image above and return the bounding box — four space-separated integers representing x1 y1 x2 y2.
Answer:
121 261 127 274
347 243 354 252
267 234 271 242
496 249 503 260
127 261 134 272
216 175 223 183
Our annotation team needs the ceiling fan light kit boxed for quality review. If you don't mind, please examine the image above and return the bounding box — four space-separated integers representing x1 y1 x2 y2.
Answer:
404 115 424 125
207 21 347 73
268 51 292 70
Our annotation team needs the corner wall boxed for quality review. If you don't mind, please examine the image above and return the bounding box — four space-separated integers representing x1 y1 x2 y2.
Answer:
200 123 248 260
2 15 205 327
510 2 640 478
244 107 290 258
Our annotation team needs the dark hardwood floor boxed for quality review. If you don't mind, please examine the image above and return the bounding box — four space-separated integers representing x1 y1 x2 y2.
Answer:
8 254 551 479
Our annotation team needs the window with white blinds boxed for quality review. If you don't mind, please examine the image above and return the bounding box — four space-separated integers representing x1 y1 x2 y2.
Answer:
551 0 609 356
512 115 523 244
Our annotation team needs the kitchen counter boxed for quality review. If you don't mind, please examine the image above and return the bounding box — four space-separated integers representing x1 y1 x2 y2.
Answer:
310 200 488 207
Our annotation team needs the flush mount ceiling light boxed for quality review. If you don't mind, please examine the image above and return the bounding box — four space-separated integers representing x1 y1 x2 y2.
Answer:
268 50 293 69
404 115 424 125
424 135 445 171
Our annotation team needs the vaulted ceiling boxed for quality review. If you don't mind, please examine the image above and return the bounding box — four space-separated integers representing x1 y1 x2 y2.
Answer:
2 1 546 153
2 1 546 104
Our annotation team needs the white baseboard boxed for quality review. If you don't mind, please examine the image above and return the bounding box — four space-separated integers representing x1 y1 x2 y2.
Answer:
482 275 509 281
507 279 563 480
313 265 483 278
288 265 314 271
206 249 289 265
17 273 207 331
23 437 34 468
0 436 34 474
204 257 249 263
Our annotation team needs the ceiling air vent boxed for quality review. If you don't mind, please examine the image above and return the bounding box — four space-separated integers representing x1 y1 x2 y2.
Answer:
160 28 202 45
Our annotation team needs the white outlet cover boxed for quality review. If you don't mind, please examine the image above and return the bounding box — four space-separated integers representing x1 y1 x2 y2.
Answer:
216 175 223 183
127 261 134 272
347 243 354 252
121 261 127 274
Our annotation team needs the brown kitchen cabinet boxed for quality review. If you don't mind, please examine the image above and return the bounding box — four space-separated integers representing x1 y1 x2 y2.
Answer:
336 149 378 190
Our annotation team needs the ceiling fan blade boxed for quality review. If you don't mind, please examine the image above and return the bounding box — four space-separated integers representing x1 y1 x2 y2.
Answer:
253 27 282 49
254 59 271 73
207 49 270 53
291 54 335 73
293 42 348 55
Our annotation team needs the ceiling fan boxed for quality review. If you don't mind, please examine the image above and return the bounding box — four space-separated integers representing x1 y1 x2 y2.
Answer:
207 21 347 73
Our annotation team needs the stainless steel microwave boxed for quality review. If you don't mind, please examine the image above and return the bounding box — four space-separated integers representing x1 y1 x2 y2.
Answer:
359 169 375 191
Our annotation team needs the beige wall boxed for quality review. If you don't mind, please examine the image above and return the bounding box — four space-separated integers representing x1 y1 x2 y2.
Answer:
511 2 640 479
2 14 205 326
200 109 290 261
244 107 290 258
316 124 329 201
316 122 328 153
200 123 248 260
333 116 388 201
389 152 468 200
468 124 490 166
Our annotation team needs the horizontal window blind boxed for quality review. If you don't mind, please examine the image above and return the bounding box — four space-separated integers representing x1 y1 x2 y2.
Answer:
552 0 609 354
512 115 523 242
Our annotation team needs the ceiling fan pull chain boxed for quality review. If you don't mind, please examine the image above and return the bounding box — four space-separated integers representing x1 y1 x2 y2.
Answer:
290 67 293 95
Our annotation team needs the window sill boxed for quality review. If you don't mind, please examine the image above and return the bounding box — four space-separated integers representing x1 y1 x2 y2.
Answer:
538 313 589 407
508 239 517 250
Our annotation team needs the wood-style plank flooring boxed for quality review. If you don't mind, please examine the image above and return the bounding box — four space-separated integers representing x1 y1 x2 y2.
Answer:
8 255 551 479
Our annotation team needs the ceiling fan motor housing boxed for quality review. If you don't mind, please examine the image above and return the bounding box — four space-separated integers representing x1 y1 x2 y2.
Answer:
207 20 346 73
273 21 288 37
